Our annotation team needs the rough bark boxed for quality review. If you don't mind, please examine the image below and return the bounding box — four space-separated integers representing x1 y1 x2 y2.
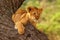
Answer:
0 0 49 40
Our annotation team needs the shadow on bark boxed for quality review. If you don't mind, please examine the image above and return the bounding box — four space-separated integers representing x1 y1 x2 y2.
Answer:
0 0 49 40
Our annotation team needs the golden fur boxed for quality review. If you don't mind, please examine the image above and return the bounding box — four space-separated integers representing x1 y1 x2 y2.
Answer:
12 7 43 34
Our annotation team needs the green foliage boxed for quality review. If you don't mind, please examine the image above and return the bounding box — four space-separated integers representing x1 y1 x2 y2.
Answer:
21 0 40 9
21 0 60 38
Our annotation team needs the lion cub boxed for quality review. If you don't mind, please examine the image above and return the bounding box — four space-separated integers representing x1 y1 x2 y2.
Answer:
12 7 43 34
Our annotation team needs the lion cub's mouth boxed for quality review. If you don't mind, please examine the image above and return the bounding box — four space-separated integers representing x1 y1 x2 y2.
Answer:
33 18 38 22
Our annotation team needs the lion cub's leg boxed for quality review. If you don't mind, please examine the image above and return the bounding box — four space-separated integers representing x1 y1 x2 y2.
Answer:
15 22 25 34
31 22 37 28
15 17 28 34
29 20 37 28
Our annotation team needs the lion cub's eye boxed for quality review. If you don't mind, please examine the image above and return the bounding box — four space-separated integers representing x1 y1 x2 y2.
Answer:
33 13 36 14
33 12 38 15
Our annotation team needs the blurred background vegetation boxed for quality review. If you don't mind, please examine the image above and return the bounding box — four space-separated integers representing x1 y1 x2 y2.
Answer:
20 0 60 40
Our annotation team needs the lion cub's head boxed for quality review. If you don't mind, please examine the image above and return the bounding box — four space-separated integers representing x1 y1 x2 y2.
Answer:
27 7 43 21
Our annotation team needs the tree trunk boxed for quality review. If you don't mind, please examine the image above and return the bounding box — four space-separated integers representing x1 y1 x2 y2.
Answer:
0 0 49 40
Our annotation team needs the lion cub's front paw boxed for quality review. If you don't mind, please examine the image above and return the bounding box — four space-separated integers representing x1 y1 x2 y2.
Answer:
18 25 25 34
15 25 18 29
18 27 25 35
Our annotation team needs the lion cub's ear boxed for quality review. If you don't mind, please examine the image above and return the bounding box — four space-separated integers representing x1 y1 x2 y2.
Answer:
27 7 35 12
38 8 43 13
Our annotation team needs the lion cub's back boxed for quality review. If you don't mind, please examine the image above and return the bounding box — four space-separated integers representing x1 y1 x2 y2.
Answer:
12 9 27 23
